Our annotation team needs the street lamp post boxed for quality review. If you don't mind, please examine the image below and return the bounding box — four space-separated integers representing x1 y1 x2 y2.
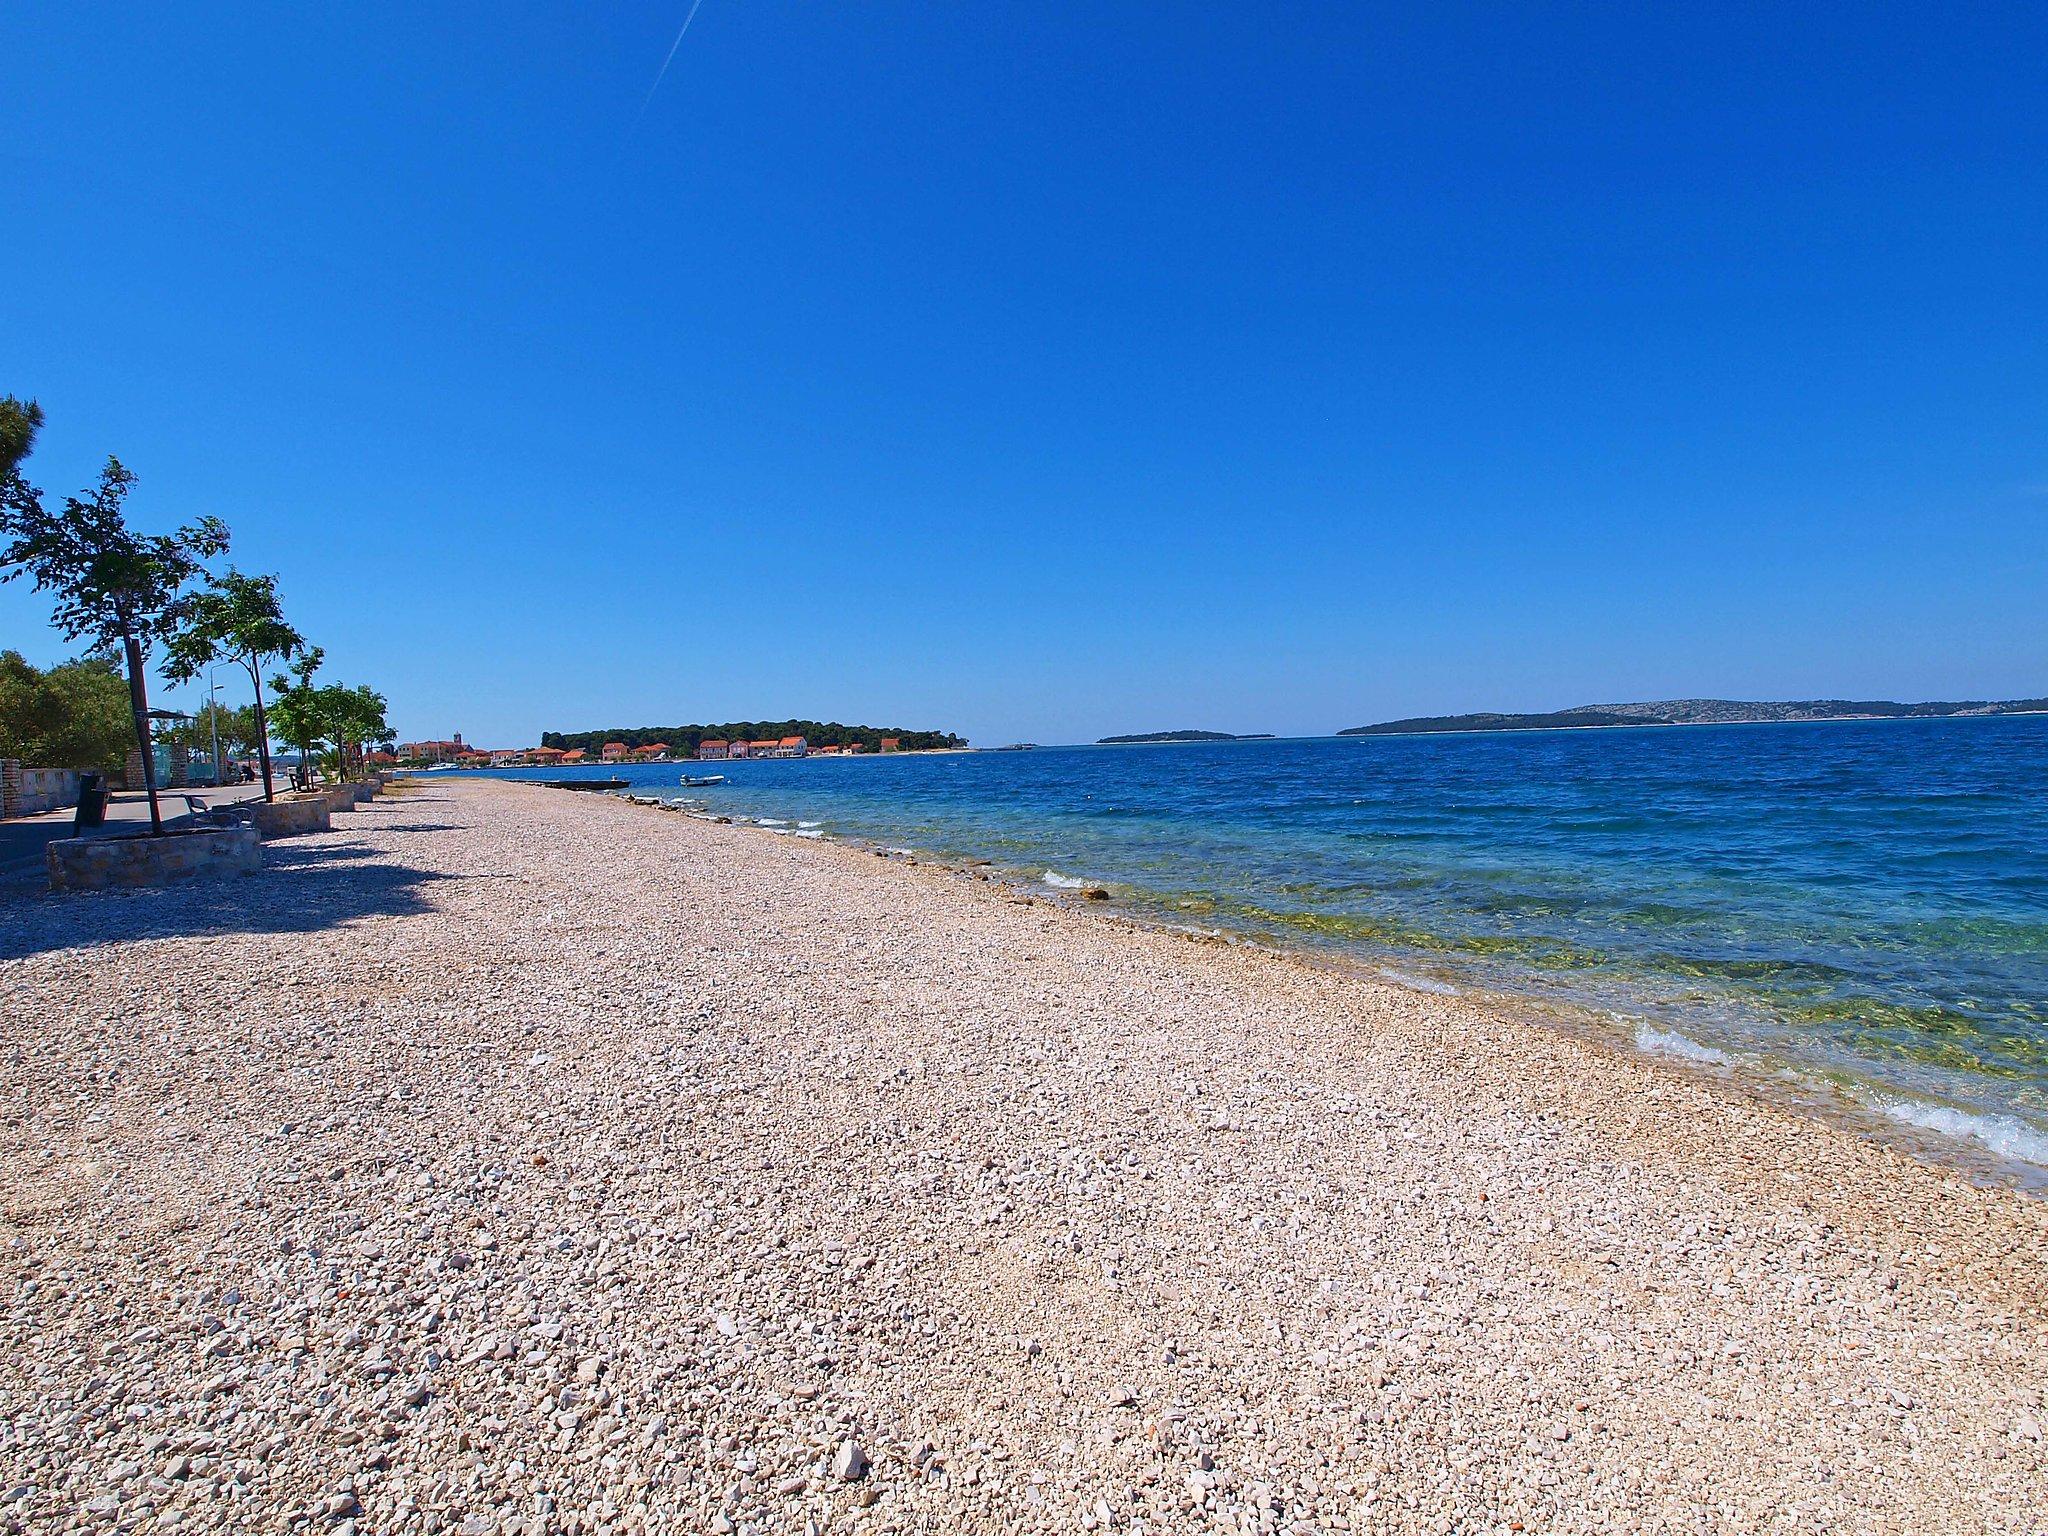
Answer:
208 669 225 788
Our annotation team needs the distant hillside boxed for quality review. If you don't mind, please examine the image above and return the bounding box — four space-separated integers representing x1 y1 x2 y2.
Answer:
1098 729 1277 745
1340 698 2048 736
542 721 966 754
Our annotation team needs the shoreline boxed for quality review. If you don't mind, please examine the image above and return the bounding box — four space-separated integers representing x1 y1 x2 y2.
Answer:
1338 709 2048 739
671 790 2048 1198
4 778 2045 1531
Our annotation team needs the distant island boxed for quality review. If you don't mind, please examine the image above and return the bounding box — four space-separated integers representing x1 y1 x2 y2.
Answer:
543 720 966 755
1098 729 1277 745
1340 698 2048 736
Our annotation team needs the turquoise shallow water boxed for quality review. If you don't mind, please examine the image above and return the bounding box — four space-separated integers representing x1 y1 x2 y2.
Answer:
468 716 2048 1176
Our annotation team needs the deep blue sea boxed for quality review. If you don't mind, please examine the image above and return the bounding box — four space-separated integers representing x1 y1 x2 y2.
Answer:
462 716 2048 1179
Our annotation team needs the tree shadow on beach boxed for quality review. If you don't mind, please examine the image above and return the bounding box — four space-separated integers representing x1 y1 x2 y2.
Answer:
0 837 461 962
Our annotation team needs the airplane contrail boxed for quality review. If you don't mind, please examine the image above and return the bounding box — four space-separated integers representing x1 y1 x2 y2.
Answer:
635 0 708 123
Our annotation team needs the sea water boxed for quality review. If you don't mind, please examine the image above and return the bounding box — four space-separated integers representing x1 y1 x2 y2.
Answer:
474 716 2048 1178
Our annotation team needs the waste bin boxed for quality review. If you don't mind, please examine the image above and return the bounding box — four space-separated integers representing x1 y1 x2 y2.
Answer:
73 772 108 831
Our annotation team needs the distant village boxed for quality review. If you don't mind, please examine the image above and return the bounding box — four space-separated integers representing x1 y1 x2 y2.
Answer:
391 733 910 768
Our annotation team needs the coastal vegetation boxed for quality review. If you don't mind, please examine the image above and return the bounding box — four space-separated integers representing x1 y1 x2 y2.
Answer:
0 400 228 832
1097 741 1269 753
268 648 394 786
0 393 394 820
165 568 306 800
167 699 262 761
0 651 131 771
543 721 965 755
1342 697 2048 736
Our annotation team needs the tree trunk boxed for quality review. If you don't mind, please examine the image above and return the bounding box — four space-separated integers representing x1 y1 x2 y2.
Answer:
121 627 163 835
245 655 275 801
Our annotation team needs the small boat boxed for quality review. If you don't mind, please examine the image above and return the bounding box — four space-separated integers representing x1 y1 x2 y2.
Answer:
678 773 727 787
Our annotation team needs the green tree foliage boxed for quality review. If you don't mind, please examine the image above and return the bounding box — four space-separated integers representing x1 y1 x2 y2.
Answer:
539 720 966 754
0 650 132 770
164 567 304 801
322 683 393 780
267 648 327 788
1 397 43 487
266 653 393 786
171 699 261 761
0 420 228 832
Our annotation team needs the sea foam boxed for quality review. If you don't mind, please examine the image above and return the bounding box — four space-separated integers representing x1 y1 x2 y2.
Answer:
1375 967 1459 996
1042 870 1087 889
1864 1096 2048 1167
1633 1023 1733 1065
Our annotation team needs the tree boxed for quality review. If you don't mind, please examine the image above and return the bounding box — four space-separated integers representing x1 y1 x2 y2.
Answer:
323 684 393 780
267 648 327 790
1 397 42 486
0 650 132 770
164 568 304 802
0 429 227 833
172 699 259 762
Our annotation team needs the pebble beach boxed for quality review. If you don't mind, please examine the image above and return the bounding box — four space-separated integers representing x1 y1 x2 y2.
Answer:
3 777 2045 1534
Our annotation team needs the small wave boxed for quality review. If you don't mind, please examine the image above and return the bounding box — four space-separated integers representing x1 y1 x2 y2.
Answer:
793 829 824 839
1633 1023 1733 1065
1864 1096 2048 1167
797 821 822 829
1375 967 1460 996
755 818 790 827
1042 870 1087 889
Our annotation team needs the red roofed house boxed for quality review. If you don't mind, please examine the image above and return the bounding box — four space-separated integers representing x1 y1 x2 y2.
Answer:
399 735 466 765
601 741 630 763
879 737 902 753
698 740 731 760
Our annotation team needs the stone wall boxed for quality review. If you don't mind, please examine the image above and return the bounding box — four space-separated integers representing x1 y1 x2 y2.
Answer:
46 826 262 892
250 796 331 839
1 762 85 818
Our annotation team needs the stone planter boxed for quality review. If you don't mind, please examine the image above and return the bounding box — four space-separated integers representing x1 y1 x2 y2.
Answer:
47 826 261 892
250 796 332 839
349 780 377 803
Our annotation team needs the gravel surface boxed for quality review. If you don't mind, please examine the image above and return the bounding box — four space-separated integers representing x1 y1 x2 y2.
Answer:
3 778 2045 1534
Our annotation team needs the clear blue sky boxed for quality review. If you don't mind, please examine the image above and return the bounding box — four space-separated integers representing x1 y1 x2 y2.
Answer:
5 3 2044 747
